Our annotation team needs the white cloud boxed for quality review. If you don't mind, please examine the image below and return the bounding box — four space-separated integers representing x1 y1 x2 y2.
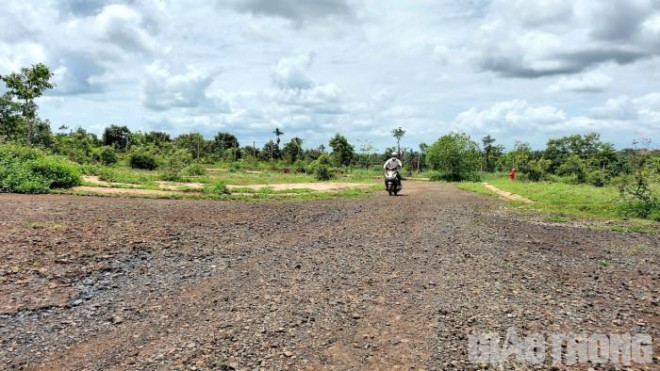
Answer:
472 0 660 78
453 100 567 133
271 53 315 90
142 63 230 113
1 0 659 149
546 71 613 93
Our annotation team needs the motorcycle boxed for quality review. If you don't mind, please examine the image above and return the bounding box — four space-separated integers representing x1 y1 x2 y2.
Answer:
384 169 402 196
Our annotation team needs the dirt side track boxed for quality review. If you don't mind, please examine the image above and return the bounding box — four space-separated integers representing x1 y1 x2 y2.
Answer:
0 182 658 370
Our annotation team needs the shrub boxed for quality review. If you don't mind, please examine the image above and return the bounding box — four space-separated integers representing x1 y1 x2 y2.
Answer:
159 170 183 182
524 159 551 182
96 146 118 165
293 160 307 173
557 155 587 183
183 163 207 176
618 171 660 220
29 157 82 188
587 169 607 187
129 152 158 170
426 133 481 182
0 145 82 193
428 171 480 182
314 165 332 181
204 180 231 195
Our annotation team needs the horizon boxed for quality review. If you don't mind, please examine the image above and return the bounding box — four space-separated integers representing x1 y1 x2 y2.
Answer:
1 0 659 151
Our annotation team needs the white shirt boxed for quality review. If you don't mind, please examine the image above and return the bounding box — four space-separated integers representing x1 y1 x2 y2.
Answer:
384 157 402 170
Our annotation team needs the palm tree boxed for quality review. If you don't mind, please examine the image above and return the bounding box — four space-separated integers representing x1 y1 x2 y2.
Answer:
391 127 406 156
273 128 284 147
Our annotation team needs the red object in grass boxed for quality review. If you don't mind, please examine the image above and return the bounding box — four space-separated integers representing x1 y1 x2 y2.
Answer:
509 168 516 181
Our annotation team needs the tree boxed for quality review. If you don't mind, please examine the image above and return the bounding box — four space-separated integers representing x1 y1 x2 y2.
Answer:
145 131 171 146
481 135 504 172
426 133 481 181
0 63 54 145
545 132 604 172
329 134 354 166
262 140 281 160
212 132 240 159
391 127 406 156
103 125 132 151
273 128 284 147
174 133 206 159
507 141 532 170
0 93 24 141
283 137 304 163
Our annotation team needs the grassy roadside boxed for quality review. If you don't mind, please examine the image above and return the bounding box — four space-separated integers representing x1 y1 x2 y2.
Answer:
457 174 658 233
55 185 378 202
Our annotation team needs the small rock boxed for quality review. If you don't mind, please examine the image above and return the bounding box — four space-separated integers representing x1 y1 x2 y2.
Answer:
283 350 294 357
352 313 362 319
111 316 123 325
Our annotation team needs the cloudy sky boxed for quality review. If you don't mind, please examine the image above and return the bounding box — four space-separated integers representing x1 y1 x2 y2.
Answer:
1 0 659 150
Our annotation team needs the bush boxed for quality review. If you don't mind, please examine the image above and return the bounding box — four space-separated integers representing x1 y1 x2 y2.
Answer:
587 169 607 187
426 133 481 182
129 152 158 170
95 146 118 165
183 163 207 176
29 157 82 188
524 159 551 182
618 171 659 220
0 145 82 193
428 171 481 182
159 170 183 182
619 200 660 221
293 160 307 173
314 165 333 181
204 180 231 195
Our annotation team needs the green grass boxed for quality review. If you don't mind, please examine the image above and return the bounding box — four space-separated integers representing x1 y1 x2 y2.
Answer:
206 169 316 185
57 184 376 202
457 173 659 233
459 175 622 218
96 167 161 185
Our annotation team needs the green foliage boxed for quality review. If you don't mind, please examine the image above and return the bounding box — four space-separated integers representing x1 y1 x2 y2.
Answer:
283 137 304 163
29 157 82 188
618 169 659 220
211 132 240 160
144 131 171 146
587 169 607 187
204 180 231 195
481 135 504 172
557 154 588 183
0 63 54 144
262 140 281 160
329 134 354 166
97 168 157 184
183 163 207 176
523 158 551 182
426 133 481 181
0 93 24 142
129 152 158 170
103 125 132 151
314 165 333 181
94 146 118 165
0 145 81 193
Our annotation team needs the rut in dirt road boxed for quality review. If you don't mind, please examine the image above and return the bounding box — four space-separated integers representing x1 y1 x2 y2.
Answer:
0 182 658 370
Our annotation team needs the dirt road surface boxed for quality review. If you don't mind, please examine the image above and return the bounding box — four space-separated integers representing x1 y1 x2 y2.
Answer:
1 182 658 370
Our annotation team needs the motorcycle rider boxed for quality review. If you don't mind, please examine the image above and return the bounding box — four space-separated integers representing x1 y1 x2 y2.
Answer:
383 152 403 188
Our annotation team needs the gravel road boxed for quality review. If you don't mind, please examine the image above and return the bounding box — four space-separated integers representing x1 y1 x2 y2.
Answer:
1 182 658 370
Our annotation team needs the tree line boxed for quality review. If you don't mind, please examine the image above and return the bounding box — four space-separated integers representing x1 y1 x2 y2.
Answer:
1 63 658 218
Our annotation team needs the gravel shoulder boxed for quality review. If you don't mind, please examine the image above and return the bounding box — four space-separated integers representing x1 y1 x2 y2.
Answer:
0 182 658 370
